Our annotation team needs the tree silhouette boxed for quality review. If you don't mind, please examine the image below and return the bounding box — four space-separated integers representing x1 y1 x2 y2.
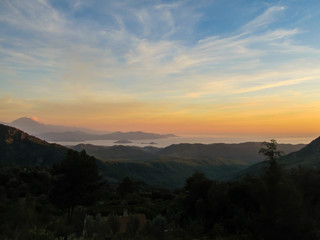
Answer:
259 139 283 186
259 139 282 161
51 150 102 223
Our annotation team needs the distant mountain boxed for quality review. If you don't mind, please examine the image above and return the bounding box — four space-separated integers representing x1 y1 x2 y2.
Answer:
0 124 68 166
39 130 177 142
6 118 177 142
9 117 107 135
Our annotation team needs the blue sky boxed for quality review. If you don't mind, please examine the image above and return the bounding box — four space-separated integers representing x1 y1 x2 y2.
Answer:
1 0 320 135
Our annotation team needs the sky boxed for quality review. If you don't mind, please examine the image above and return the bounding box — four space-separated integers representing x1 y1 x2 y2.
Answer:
1 0 320 137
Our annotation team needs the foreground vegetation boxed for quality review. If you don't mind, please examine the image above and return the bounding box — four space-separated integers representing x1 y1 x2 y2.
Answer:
1 142 320 240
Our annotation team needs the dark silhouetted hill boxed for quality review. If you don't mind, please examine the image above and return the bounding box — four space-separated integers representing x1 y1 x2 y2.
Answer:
159 142 304 164
280 136 320 168
0 124 68 166
238 136 320 177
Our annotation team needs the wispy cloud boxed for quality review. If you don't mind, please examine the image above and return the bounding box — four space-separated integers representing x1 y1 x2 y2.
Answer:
242 6 286 33
236 76 319 94
0 0 65 34
1 0 320 134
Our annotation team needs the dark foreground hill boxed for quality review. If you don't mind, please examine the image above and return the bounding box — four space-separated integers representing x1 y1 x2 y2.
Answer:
240 136 320 177
158 142 305 164
0 124 68 166
280 136 320 169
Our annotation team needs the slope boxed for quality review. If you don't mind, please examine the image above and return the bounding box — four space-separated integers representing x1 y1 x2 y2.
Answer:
239 136 320 177
280 136 320 169
0 124 68 166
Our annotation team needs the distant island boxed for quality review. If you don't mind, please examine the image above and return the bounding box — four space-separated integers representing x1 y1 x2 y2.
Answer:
140 142 157 145
114 139 132 144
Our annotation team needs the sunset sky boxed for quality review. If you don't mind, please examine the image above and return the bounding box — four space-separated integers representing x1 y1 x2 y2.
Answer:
1 0 320 136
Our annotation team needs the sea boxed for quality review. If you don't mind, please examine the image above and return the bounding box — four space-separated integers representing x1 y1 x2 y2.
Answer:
54 134 316 148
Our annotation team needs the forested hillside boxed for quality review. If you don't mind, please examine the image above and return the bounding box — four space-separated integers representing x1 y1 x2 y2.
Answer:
0 124 68 166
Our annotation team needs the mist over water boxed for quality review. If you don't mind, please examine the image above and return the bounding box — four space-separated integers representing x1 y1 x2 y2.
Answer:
54 134 314 148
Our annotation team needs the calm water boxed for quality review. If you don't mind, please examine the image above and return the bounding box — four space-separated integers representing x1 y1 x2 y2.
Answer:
54 134 315 148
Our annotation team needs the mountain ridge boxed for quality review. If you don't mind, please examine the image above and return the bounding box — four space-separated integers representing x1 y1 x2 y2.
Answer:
0 124 68 166
9 117 107 135
6 117 177 141
280 136 320 168
72 142 305 165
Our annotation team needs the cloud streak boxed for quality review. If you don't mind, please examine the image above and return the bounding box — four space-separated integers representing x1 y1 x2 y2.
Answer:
1 0 320 135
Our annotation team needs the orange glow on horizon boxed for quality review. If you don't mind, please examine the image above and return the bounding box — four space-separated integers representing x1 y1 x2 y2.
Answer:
34 111 320 137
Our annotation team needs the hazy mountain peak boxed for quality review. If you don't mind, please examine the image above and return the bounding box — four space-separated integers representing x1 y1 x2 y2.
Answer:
11 117 39 125
8 117 108 136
